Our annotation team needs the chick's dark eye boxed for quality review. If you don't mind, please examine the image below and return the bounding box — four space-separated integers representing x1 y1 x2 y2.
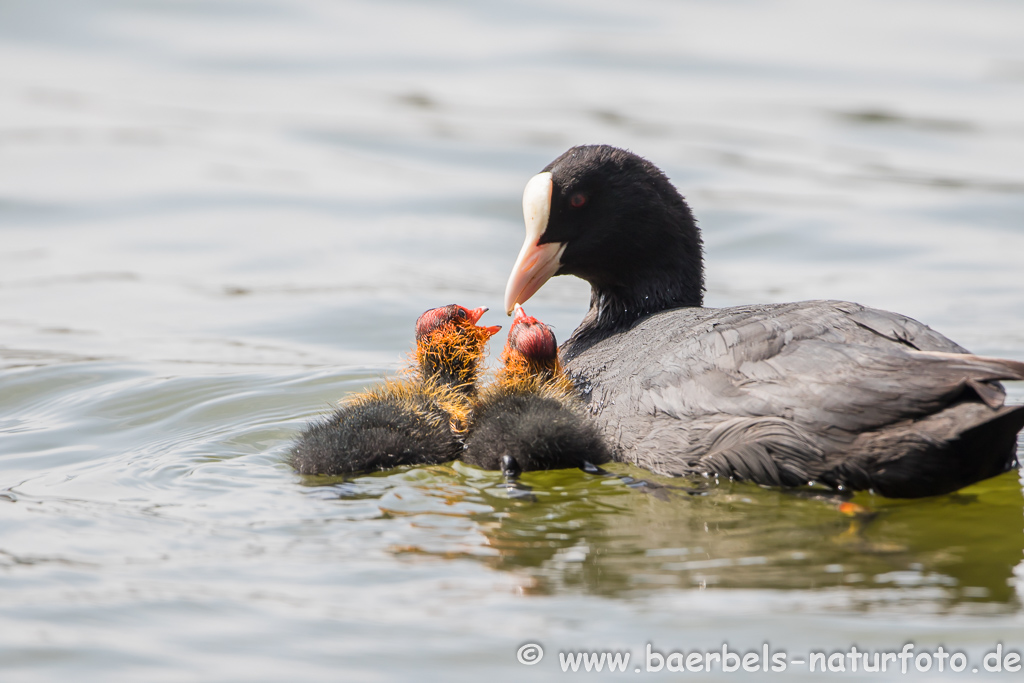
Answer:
569 192 587 208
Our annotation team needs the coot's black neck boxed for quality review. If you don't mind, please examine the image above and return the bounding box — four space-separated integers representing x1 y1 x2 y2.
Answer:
562 267 704 360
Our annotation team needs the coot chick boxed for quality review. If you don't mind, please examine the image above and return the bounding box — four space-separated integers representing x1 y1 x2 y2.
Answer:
462 304 611 474
504 145 1024 498
290 305 500 476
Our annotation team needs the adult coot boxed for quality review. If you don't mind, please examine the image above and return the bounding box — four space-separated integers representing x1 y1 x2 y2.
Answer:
290 305 499 476
463 304 610 475
504 145 1024 498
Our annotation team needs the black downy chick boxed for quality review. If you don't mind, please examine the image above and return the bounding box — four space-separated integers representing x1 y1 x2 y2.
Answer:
463 304 610 476
290 305 500 476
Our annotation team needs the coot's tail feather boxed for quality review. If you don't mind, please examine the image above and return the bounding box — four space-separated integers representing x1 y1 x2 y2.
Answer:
826 401 1024 498
680 397 1023 498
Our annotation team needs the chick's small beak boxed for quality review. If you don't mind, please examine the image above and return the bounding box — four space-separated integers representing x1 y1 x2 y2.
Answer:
504 172 566 315
513 303 528 322
466 307 500 335
466 306 489 325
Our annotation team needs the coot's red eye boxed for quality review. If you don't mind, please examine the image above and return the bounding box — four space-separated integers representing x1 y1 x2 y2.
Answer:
570 193 587 208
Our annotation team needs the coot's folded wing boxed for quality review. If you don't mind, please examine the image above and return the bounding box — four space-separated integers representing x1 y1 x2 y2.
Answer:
566 301 1024 493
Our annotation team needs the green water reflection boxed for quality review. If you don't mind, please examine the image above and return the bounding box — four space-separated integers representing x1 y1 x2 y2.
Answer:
318 464 1023 611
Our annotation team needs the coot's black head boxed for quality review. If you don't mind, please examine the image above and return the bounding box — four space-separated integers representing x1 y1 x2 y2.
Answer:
504 145 704 329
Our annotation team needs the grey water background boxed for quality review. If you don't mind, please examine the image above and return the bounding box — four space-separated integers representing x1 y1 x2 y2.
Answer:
2 0 1024 679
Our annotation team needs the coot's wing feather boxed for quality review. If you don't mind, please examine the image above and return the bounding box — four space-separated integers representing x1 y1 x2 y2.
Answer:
835 302 969 354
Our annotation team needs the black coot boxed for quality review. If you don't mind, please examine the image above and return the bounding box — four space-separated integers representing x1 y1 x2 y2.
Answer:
504 145 1024 497
290 305 500 476
463 304 610 475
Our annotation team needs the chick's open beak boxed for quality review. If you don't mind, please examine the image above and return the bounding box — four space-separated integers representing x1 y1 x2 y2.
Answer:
465 306 489 325
463 306 501 336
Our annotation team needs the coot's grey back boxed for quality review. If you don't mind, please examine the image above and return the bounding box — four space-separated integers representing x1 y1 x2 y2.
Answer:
563 300 1023 494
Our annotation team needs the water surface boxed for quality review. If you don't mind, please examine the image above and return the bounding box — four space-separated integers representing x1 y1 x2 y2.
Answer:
2 0 1024 679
